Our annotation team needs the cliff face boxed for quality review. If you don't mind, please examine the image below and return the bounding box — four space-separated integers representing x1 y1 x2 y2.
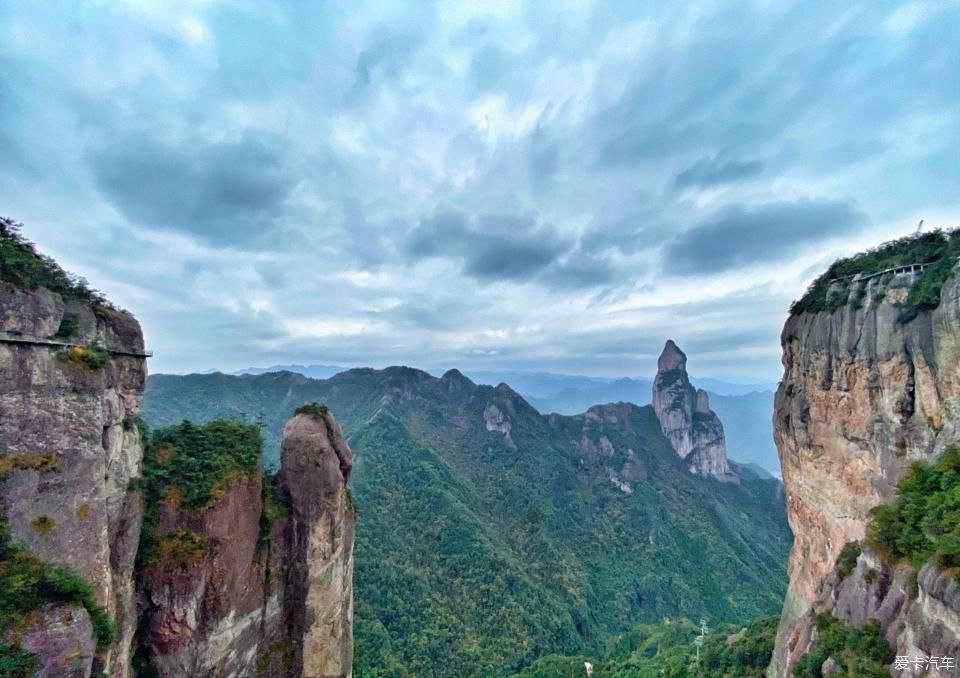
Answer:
1 223 355 677
652 340 737 481
136 411 355 678
279 412 355 678
0 283 147 677
769 265 960 675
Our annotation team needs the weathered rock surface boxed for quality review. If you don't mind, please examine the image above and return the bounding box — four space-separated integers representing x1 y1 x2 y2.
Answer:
2 268 355 676
280 412 355 678
811 546 960 674
136 410 355 678
769 267 960 675
652 340 737 481
19 604 96 678
0 282 147 677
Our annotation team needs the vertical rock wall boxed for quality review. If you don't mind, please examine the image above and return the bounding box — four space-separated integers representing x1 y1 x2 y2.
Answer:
0 283 147 677
768 269 960 675
280 412 355 678
136 410 355 678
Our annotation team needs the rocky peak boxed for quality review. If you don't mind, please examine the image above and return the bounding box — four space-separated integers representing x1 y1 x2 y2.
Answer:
658 339 687 372
135 410 355 677
280 410 355 678
652 340 736 482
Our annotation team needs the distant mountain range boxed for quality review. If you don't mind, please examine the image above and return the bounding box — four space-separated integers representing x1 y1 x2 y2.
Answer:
219 364 781 475
142 366 790 677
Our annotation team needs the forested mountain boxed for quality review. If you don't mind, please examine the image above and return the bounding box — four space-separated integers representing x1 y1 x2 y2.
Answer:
143 365 791 676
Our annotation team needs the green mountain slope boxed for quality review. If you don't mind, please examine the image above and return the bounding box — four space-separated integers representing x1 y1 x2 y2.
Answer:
143 367 791 677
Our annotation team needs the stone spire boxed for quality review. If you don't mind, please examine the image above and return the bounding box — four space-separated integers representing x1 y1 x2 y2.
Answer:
652 340 737 482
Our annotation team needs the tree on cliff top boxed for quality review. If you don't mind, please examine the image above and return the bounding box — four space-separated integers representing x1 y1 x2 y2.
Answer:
0 217 111 306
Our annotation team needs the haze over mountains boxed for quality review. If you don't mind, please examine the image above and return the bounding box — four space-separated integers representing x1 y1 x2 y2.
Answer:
224 363 780 474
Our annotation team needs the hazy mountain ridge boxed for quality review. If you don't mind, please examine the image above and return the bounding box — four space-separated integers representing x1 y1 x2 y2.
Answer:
204 365 781 474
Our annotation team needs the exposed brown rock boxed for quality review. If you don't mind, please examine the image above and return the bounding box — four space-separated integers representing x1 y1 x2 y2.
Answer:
2 273 355 677
0 282 147 677
136 410 355 678
768 268 960 675
280 411 355 678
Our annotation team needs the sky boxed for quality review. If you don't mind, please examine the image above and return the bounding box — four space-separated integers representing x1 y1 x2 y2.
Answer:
1 1 958 381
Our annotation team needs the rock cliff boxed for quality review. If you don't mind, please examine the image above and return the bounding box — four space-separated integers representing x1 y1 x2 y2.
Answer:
652 340 737 481
0 222 355 677
769 235 960 676
0 279 147 677
279 411 355 678
135 410 355 678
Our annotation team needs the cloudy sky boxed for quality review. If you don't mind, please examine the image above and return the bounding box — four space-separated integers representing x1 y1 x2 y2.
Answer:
1 1 958 380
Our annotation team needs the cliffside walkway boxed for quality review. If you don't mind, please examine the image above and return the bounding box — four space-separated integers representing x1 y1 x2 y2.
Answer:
0 331 153 358
830 262 931 285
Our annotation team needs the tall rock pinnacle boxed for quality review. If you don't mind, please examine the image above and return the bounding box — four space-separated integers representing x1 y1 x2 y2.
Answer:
652 340 737 481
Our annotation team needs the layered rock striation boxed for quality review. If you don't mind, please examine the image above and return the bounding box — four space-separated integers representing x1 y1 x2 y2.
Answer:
652 340 737 481
768 243 960 675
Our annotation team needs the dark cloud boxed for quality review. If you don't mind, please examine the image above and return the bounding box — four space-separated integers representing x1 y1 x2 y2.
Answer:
539 251 617 290
90 131 296 244
405 210 573 282
674 156 764 189
665 199 867 274
353 25 424 96
0 1 956 380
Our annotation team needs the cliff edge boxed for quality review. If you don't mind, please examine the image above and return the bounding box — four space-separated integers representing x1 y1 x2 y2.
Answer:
769 230 960 675
0 220 355 677
0 218 147 676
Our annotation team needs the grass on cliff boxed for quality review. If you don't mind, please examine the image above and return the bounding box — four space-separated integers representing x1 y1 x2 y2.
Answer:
55 345 111 370
791 228 960 316
866 446 960 573
135 419 262 568
792 614 894 677
0 513 116 669
0 217 110 305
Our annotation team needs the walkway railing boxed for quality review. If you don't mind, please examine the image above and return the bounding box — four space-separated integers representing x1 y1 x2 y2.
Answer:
829 262 931 285
0 331 153 358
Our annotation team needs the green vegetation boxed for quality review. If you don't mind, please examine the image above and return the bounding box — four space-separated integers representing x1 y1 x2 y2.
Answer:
511 615 779 677
144 367 792 677
0 454 57 475
835 542 861 580
792 614 893 677
294 402 329 418
867 446 960 572
55 345 111 370
53 314 79 339
0 514 116 664
0 218 110 305
154 529 208 570
0 642 38 677
29 515 54 535
136 420 261 567
258 473 291 548
791 229 960 316
141 420 261 511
